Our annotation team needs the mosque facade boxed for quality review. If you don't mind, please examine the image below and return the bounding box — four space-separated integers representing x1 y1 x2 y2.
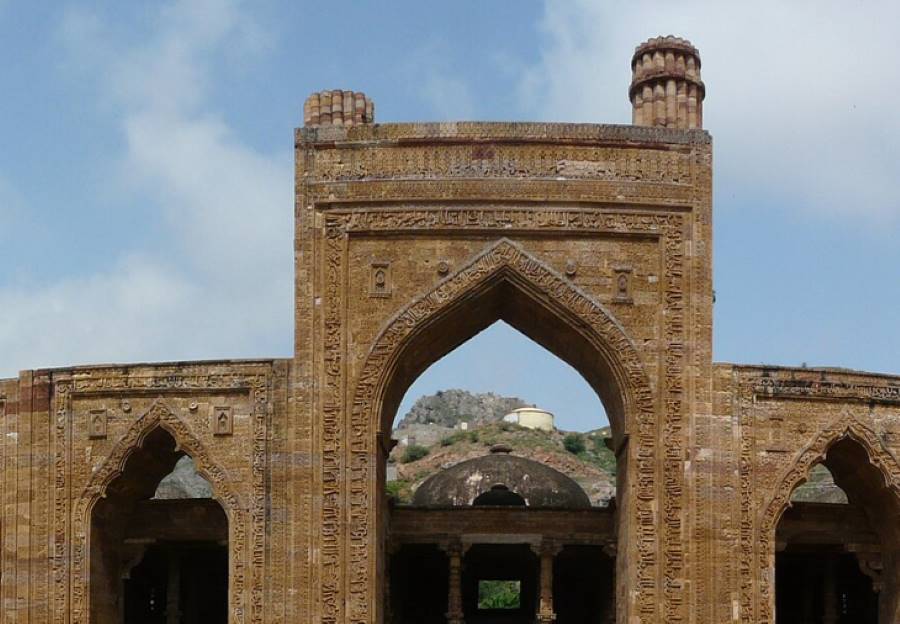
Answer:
2 36 899 624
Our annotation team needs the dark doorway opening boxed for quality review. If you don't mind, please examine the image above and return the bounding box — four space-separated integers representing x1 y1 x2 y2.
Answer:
90 426 229 623
554 545 615 624
388 544 448 624
124 542 228 624
775 550 877 623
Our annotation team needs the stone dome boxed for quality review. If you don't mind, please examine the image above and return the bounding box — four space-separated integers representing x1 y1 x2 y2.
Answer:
411 446 591 508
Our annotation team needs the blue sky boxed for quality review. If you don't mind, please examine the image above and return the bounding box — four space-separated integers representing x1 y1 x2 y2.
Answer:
1 1 898 431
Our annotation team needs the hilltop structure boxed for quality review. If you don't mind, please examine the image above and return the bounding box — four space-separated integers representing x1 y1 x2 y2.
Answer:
2 35 899 624
502 407 555 431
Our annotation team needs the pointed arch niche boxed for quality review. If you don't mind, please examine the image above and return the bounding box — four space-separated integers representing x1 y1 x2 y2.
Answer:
81 403 237 624
351 239 656 623
764 423 900 623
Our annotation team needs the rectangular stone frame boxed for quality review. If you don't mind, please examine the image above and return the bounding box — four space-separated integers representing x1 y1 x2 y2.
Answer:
723 364 900 623
294 122 714 624
0 361 287 624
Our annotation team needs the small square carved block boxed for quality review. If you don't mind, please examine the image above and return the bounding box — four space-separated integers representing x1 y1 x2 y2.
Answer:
213 406 233 436
89 409 108 439
369 261 391 298
613 266 633 304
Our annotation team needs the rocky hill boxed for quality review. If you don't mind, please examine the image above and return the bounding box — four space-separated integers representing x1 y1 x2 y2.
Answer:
155 455 213 499
397 389 530 428
390 390 617 506
790 464 849 504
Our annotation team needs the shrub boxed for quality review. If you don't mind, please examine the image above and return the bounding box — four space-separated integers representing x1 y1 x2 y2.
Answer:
478 580 521 609
401 444 430 463
563 433 586 455
384 479 412 503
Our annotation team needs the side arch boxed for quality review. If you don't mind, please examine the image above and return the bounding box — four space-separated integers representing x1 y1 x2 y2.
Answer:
758 415 900 622
71 400 246 624
346 237 658 623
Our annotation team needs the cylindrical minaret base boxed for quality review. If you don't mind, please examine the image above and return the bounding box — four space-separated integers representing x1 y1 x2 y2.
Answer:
303 90 374 127
629 36 705 129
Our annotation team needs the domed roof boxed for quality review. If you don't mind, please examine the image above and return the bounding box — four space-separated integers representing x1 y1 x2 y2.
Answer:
411 446 591 508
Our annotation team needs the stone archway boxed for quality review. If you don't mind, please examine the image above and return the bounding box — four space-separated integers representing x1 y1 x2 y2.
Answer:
347 239 656 623
73 401 245 624
759 418 900 623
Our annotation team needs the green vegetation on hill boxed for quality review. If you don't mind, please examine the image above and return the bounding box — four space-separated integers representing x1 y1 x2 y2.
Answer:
391 389 844 508
388 419 617 505
400 444 430 463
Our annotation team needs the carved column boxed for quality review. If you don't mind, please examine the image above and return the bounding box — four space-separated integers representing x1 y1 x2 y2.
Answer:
534 539 562 624
443 540 465 624
823 556 838 624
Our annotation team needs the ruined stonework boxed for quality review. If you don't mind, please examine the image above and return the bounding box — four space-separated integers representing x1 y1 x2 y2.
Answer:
1 36 898 624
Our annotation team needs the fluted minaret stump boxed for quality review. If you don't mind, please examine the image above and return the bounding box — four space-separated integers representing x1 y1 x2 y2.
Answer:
303 89 374 127
630 36 704 129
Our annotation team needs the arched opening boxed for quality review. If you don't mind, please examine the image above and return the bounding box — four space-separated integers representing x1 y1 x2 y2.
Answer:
473 485 527 507
376 273 628 440
378 267 634 623
775 436 900 623
90 427 228 624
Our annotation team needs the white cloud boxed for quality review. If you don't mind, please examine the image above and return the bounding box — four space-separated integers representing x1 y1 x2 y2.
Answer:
520 0 900 221
0 257 194 371
0 0 292 377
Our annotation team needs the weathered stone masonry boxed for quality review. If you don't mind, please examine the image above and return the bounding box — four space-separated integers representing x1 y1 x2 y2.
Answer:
1 35 899 624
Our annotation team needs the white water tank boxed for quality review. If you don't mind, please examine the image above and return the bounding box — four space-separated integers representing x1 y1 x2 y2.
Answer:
501 407 554 432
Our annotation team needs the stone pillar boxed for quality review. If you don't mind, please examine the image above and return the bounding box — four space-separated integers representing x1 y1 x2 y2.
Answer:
166 549 181 624
444 540 465 624
534 540 562 624
629 36 705 129
823 556 838 624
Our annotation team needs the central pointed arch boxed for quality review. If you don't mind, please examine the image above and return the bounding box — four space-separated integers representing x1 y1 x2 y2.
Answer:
348 238 657 623
354 238 653 442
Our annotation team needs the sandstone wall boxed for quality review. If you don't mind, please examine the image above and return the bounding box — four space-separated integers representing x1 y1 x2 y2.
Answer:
294 120 713 624
0 360 290 624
